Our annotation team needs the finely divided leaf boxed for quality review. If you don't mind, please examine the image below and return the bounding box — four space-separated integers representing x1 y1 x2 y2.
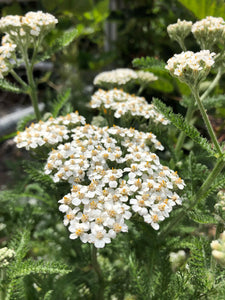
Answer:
51 88 71 118
132 56 166 72
0 79 24 93
153 98 216 156
37 27 82 62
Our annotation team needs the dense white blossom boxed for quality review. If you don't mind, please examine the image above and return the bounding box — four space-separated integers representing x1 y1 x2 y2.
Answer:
90 89 169 125
136 70 158 84
166 50 216 84
93 68 138 86
14 112 86 150
192 16 225 49
45 124 185 247
0 42 16 78
0 11 58 39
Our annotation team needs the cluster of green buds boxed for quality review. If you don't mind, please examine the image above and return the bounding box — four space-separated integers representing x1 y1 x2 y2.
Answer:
214 190 225 217
211 231 225 267
169 250 187 272
0 247 15 268
167 19 192 49
192 16 225 50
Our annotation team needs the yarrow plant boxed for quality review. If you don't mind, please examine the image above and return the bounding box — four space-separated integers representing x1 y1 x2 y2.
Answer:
1 8 225 300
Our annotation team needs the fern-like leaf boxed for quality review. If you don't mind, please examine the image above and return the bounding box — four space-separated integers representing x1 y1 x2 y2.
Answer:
188 209 216 224
8 230 30 263
0 79 24 93
51 89 71 118
198 175 225 202
37 28 82 62
16 114 35 131
7 260 71 279
153 98 216 156
132 56 166 72
203 94 225 109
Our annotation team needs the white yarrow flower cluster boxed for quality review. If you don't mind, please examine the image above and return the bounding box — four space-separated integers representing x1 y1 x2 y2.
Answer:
192 16 225 49
0 247 15 268
44 124 185 247
167 19 192 41
0 42 16 78
165 50 216 85
93 68 138 87
14 112 86 150
0 11 58 40
136 71 158 84
90 89 169 125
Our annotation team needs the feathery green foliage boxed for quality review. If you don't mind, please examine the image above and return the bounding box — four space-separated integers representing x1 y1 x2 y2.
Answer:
51 88 71 118
132 56 166 72
0 79 24 93
153 98 216 156
37 27 83 63
16 114 35 131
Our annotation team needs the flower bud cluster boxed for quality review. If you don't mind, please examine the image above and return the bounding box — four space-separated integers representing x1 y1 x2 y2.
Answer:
0 42 16 78
44 124 185 247
0 11 58 39
214 190 225 214
90 88 169 125
93 68 138 87
192 16 225 50
169 250 187 272
0 247 15 268
167 19 192 42
165 50 216 85
211 231 225 267
14 111 86 150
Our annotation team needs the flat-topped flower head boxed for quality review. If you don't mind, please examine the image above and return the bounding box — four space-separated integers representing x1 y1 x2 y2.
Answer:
136 71 158 85
0 11 58 42
90 89 169 125
14 112 85 150
166 50 216 86
0 42 16 78
192 16 225 50
167 19 192 42
93 68 138 88
49 124 185 247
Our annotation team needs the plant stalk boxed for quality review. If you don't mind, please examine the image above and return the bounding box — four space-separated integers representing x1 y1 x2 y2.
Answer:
200 67 223 101
91 245 104 300
192 87 223 156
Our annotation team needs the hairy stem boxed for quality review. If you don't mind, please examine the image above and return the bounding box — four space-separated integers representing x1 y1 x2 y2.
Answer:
200 67 223 101
192 87 223 156
23 48 41 121
10 69 28 90
91 245 104 300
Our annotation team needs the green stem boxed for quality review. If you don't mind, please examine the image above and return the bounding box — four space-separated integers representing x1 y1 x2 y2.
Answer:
22 47 41 121
177 38 187 51
10 69 28 90
91 245 104 300
192 88 223 156
159 158 225 239
137 84 145 96
175 102 195 157
200 67 223 101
